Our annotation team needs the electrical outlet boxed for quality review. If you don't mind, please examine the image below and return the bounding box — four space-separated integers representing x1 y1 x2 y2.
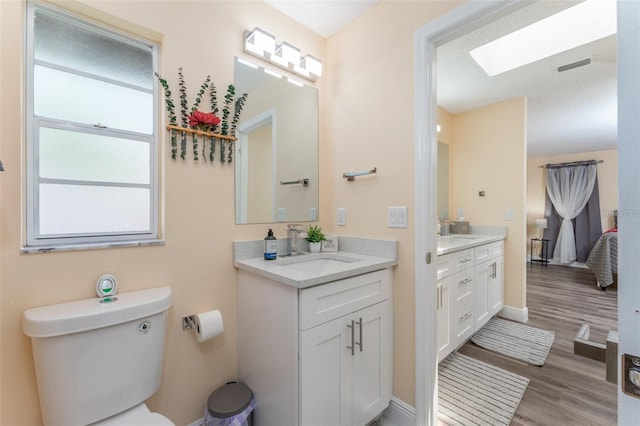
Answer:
337 208 346 226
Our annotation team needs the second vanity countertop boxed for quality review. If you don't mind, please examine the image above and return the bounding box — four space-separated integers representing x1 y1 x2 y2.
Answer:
234 236 398 289
437 234 505 256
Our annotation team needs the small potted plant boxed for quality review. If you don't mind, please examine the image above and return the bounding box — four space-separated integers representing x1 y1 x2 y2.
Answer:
306 225 325 253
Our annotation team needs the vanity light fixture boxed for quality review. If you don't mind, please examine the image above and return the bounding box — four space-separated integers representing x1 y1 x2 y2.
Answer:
243 27 322 82
244 27 276 56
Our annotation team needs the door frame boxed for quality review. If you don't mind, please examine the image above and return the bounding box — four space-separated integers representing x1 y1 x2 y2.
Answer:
413 1 539 424
415 0 639 424
616 0 640 422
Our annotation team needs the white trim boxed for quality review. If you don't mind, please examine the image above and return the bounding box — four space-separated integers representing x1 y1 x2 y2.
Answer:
25 1 160 249
414 2 528 425
498 305 529 323
185 418 204 426
380 397 416 426
236 109 277 223
617 0 640 422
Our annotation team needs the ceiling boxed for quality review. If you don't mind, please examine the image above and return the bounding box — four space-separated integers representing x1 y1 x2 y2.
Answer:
265 0 379 38
265 0 617 158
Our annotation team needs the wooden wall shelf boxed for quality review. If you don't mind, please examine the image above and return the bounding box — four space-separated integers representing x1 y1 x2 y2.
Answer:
166 125 237 141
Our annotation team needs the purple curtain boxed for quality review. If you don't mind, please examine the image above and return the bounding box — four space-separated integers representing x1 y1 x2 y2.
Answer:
543 175 602 262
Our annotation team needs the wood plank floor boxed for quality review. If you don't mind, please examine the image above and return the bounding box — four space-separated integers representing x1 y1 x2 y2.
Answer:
456 264 618 426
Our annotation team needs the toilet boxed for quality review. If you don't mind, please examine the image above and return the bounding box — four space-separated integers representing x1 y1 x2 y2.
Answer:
23 286 174 426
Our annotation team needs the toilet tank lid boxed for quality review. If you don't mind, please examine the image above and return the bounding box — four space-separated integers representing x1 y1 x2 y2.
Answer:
23 286 172 338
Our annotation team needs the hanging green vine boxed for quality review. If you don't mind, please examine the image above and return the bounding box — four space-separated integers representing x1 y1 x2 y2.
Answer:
229 92 248 163
156 69 247 165
209 83 219 162
190 75 210 161
155 73 178 159
178 68 188 160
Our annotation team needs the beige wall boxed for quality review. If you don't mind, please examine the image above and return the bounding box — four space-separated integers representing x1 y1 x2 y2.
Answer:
449 98 528 310
0 1 326 425
327 0 463 407
527 149 618 253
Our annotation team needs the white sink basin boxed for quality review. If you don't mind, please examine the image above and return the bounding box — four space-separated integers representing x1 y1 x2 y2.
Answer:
276 253 361 273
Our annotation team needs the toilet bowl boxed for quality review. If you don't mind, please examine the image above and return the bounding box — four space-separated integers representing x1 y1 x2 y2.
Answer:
91 403 174 426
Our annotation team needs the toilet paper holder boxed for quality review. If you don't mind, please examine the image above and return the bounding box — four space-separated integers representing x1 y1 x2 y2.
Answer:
182 315 197 330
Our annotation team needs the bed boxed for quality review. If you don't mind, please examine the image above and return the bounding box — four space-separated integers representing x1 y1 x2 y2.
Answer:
586 230 617 288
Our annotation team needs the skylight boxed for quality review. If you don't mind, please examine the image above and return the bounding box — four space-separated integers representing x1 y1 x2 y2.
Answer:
469 0 616 77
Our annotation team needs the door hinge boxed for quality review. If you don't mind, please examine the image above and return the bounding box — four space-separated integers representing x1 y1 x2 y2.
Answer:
426 252 432 264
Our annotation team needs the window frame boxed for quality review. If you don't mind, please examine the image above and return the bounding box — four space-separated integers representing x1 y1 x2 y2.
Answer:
24 1 161 251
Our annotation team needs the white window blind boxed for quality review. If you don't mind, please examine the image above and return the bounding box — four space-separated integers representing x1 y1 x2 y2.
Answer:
25 2 160 250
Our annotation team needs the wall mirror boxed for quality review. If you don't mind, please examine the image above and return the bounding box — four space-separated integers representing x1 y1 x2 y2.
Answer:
234 57 319 224
437 141 450 220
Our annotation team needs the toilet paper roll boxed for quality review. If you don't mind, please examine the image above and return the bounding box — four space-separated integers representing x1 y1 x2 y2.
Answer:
194 310 224 343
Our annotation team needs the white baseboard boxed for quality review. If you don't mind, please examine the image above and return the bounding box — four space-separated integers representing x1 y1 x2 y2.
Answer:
379 397 416 426
498 305 529 323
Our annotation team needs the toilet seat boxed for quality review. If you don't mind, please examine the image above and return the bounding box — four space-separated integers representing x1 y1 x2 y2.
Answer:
90 403 174 426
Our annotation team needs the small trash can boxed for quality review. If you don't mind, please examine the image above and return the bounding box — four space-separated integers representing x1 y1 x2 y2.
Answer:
204 381 254 426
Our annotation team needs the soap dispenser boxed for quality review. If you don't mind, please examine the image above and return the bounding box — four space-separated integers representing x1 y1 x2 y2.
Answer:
264 228 277 260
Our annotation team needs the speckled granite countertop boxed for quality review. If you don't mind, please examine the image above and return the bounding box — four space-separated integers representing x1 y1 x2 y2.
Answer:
437 234 505 256
234 236 398 289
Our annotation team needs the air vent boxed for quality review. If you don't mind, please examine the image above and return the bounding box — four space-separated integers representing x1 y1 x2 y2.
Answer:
557 58 592 72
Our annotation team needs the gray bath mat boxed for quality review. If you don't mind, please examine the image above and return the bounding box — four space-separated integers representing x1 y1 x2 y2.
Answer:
471 317 555 366
438 352 529 426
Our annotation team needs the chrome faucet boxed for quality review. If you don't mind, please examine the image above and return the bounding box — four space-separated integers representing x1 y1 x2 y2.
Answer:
286 224 304 256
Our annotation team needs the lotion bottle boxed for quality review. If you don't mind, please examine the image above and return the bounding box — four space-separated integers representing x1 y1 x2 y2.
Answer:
264 228 277 260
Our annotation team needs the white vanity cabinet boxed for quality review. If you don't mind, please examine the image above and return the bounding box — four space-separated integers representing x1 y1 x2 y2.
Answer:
436 248 475 362
473 241 504 331
238 268 392 426
436 239 504 362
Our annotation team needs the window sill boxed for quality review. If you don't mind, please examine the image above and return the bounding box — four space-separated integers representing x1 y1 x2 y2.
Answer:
21 239 165 254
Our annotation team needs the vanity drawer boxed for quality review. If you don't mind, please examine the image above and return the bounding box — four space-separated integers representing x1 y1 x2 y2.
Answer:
454 269 474 300
454 294 474 342
299 269 390 331
437 249 474 280
474 241 504 263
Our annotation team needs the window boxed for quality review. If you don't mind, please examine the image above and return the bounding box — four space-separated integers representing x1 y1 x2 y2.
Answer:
25 2 159 250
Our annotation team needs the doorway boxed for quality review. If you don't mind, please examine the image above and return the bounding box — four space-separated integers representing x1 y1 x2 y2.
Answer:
413 0 638 424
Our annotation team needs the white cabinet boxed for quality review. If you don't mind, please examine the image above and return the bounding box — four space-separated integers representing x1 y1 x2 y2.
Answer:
452 268 474 346
436 275 452 362
238 268 392 426
436 249 474 362
474 241 504 331
437 239 504 362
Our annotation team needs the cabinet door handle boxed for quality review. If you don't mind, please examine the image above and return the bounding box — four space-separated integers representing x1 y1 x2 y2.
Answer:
347 320 355 356
356 317 363 352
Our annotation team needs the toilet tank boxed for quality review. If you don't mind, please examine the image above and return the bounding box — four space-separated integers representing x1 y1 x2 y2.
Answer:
23 286 172 426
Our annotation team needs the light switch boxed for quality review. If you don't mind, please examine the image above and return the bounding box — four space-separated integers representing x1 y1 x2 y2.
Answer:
310 208 317 221
388 207 408 228
337 208 346 226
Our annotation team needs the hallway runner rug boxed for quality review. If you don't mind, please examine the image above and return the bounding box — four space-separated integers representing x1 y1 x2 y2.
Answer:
438 352 529 426
471 317 555 366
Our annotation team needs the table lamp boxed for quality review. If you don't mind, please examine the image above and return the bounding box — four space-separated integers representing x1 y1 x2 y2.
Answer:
535 218 547 239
